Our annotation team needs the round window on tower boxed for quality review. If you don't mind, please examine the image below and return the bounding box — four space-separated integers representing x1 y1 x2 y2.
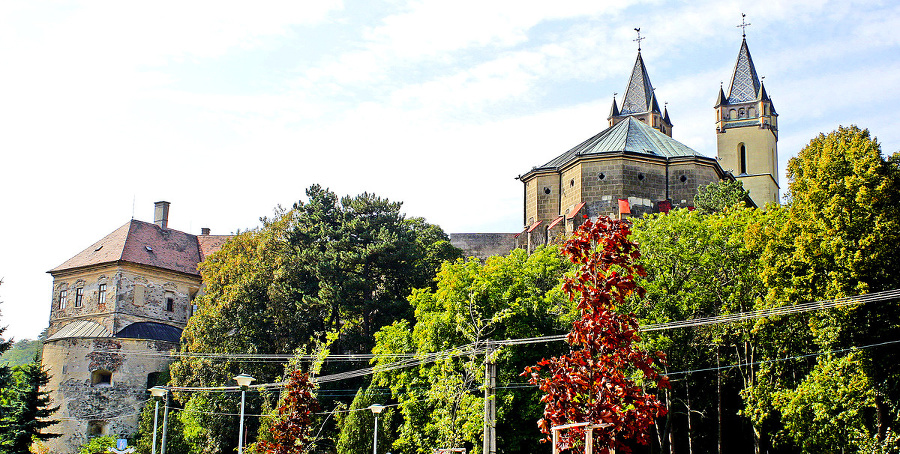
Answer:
598 173 605 180
544 187 551 194
680 175 688 183
638 173 645 181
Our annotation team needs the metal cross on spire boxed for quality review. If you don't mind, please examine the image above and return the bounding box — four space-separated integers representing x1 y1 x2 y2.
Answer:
737 13 751 37
633 28 645 51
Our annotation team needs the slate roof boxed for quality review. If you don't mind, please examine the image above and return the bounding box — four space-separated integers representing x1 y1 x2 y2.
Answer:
727 38 761 104
50 220 230 275
532 117 704 172
116 322 183 343
620 52 657 115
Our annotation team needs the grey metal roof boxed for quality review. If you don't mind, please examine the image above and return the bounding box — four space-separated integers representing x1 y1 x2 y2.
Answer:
620 52 655 115
49 320 112 340
535 117 703 170
727 39 761 104
116 322 182 343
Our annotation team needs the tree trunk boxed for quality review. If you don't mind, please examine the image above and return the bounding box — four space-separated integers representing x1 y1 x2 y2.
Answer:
686 378 694 454
717 346 723 454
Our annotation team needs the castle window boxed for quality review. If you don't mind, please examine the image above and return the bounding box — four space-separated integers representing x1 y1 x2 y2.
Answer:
739 108 746 118
680 175 688 183
598 173 605 180
59 290 67 309
638 173 645 181
166 297 175 312
98 284 107 305
543 187 551 194
570 179 575 187
729 109 737 119
740 144 748 174
87 421 107 437
74 288 84 308
92 369 112 387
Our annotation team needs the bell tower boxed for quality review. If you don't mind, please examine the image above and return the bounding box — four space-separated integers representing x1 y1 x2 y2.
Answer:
715 16 779 207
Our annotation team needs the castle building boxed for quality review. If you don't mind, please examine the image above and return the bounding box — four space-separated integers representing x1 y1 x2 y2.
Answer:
41 202 229 453
516 33 778 250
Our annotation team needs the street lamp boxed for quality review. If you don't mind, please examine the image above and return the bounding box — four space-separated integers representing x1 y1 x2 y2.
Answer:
234 373 256 454
367 404 386 454
149 386 168 454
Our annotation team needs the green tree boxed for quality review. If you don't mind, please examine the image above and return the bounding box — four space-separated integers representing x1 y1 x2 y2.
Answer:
345 246 571 454
0 361 59 453
77 436 116 454
630 207 770 453
171 185 460 453
748 126 900 452
694 180 753 213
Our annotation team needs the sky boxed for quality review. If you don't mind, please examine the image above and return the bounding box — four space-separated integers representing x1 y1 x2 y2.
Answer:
1 0 899 341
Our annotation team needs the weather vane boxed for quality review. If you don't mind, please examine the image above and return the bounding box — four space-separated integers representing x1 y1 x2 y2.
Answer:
737 13 751 37
633 27 645 51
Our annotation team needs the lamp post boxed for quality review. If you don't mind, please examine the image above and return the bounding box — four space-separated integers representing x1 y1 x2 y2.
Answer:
234 373 256 454
149 386 167 454
367 404 386 454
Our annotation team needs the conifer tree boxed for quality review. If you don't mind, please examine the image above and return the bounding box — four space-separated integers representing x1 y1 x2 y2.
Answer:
0 361 59 452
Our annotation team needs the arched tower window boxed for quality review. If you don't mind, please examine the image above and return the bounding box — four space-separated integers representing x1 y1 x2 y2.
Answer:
740 144 748 174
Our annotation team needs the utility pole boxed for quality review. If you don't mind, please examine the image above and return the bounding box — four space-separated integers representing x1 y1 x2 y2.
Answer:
483 340 496 454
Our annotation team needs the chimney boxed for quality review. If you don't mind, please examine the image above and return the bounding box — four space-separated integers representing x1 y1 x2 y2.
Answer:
201 227 210 235
154 201 170 229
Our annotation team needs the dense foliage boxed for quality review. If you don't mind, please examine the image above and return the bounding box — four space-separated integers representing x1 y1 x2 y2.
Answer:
256 370 320 454
525 218 668 454
694 180 753 213
341 246 571 454
169 185 460 453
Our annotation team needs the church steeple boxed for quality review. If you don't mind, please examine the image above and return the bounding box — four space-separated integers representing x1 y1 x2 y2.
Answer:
620 51 656 115
726 38 761 104
608 30 673 136
715 15 779 208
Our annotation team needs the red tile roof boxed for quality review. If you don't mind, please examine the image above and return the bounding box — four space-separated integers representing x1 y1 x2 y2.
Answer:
49 220 232 276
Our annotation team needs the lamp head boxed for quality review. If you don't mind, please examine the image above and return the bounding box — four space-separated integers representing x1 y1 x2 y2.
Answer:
367 404 386 414
234 373 256 389
149 386 168 398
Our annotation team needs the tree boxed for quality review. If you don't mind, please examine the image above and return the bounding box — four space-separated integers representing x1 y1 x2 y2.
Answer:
77 436 116 454
524 218 669 454
0 361 59 453
747 126 900 452
256 369 321 454
170 185 460 452
630 207 769 453
346 246 571 454
694 180 753 213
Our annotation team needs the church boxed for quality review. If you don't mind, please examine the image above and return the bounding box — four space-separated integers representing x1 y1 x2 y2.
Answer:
515 30 778 251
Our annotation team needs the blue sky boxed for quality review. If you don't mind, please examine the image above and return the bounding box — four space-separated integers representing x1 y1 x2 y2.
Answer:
2 0 899 340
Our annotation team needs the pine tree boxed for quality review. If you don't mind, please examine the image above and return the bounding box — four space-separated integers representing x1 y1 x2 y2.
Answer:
0 361 59 452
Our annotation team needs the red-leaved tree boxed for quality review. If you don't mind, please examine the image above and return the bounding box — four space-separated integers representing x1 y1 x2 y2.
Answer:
257 369 321 454
523 217 669 453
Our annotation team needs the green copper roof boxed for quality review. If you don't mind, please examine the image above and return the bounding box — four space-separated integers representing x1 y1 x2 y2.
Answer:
535 117 703 170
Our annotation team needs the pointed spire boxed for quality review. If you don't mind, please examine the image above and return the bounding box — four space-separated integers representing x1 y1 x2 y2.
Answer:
726 37 761 104
621 51 656 115
716 82 727 107
663 105 671 124
609 96 620 118
757 80 769 101
649 90 661 114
